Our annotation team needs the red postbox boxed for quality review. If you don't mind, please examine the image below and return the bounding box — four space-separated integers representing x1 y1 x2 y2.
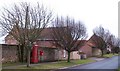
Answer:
31 44 38 63
40 50 43 56
39 50 44 62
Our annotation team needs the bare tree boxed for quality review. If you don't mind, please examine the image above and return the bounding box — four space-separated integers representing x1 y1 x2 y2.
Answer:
107 35 120 54
89 33 106 56
93 26 110 56
52 16 87 62
93 26 120 55
114 38 120 53
115 38 120 48
0 3 52 67
93 26 111 42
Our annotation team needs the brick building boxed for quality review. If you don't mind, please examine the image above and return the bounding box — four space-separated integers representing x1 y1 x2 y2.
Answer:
4 27 103 63
4 27 81 62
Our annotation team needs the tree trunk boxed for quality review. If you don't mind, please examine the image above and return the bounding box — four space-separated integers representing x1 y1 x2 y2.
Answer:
22 45 27 62
113 51 115 55
17 44 25 62
67 51 71 62
17 45 22 62
113 48 115 55
101 50 104 57
27 49 31 67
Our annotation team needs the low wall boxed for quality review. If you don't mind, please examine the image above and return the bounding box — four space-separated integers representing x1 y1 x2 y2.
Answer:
2 44 79 63
1 44 60 63
1 44 18 63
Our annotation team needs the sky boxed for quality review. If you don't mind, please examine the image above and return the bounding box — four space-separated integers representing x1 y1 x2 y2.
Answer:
0 0 119 40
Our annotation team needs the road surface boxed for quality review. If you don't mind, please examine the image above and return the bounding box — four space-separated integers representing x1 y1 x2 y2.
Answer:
56 56 119 71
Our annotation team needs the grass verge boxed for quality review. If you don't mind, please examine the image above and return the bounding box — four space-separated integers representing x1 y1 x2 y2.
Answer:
2 62 26 67
103 53 118 58
16 59 95 69
117 68 120 71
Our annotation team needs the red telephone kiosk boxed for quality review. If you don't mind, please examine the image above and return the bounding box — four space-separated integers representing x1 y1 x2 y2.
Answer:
31 44 39 63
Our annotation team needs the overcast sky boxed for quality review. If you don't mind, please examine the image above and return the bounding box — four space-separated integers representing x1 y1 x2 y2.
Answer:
0 0 119 39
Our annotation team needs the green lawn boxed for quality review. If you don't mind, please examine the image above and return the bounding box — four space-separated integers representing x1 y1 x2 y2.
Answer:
117 68 120 71
2 62 26 67
103 53 118 58
17 59 95 69
3 53 118 69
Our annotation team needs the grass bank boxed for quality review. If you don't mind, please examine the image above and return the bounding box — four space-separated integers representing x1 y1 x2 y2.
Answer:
2 62 26 67
103 53 118 58
16 59 95 69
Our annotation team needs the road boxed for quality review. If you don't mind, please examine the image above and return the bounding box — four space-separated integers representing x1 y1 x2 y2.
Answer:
56 56 119 71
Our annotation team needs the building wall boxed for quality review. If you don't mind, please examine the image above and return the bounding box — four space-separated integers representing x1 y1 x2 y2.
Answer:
2 44 81 63
37 41 80 60
2 44 18 63
57 49 68 60
79 44 92 57
56 50 80 60
92 47 101 56
2 44 61 63
70 51 80 60
37 47 58 62
35 47 80 62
